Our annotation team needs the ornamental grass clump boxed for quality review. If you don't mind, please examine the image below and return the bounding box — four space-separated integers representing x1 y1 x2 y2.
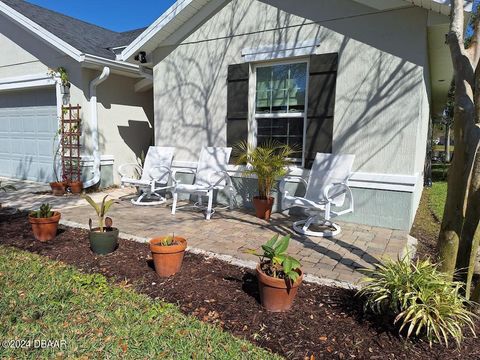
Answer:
358 257 477 347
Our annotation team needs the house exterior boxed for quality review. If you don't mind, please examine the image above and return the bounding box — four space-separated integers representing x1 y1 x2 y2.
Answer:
120 0 471 231
0 0 154 186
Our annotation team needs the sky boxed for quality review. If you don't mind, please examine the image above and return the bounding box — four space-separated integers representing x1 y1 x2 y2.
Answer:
26 0 177 32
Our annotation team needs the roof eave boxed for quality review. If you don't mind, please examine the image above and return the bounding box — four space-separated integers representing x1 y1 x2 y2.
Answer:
121 0 230 63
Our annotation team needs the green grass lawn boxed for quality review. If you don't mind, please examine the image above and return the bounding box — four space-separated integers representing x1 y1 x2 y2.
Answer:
429 181 447 221
0 246 280 359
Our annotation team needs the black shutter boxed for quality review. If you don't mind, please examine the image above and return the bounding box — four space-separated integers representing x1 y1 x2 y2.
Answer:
305 53 338 169
226 63 249 163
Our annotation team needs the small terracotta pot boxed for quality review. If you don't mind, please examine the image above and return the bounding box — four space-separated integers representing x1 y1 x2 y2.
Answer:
149 236 187 277
50 182 66 196
29 212 61 242
69 181 83 194
256 264 303 312
253 196 274 220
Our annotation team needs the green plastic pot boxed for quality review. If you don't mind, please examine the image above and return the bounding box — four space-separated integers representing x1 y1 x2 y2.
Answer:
89 228 119 255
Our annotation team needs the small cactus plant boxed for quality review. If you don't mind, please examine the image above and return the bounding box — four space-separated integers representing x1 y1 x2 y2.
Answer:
159 234 175 246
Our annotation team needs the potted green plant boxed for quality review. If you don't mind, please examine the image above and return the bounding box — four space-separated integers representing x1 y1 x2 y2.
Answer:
149 234 187 277
28 203 61 242
235 140 296 220
247 234 303 312
84 195 118 255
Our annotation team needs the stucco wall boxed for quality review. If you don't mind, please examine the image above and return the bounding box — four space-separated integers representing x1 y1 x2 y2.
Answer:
150 0 434 229
152 0 431 176
0 15 154 185
79 70 154 184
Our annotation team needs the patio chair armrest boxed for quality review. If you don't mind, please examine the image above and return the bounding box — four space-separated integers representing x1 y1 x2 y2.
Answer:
209 170 232 189
118 163 142 178
148 165 173 183
323 182 351 202
172 168 197 185
279 176 308 194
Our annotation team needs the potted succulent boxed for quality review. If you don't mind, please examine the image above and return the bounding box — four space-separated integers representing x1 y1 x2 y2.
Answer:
84 195 118 255
235 140 296 220
149 234 187 277
248 234 303 312
28 203 61 242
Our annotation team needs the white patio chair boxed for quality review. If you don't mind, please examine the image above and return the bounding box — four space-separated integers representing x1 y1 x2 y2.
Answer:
171 147 233 220
280 153 355 237
119 146 175 206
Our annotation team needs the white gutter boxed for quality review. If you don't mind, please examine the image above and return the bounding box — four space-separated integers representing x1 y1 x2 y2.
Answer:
84 66 110 188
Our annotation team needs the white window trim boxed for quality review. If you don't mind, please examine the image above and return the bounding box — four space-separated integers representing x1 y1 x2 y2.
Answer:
249 58 310 167
242 39 319 63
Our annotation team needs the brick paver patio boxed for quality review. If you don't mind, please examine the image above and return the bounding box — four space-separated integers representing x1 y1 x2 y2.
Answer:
58 195 412 285
0 179 413 286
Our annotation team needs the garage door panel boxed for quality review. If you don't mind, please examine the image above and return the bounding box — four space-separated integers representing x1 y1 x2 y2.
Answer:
0 88 56 182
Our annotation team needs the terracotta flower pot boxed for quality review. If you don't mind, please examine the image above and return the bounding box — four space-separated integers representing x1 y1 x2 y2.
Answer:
49 182 66 196
89 228 119 255
149 236 187 277
253 196 274 220
256 264 303 312
28 212 61 242
69 181 83 194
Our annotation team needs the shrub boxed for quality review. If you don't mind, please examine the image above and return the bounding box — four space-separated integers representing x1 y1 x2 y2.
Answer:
358 257 476 347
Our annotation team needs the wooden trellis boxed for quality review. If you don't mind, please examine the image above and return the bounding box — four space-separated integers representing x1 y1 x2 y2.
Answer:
61 105 82 183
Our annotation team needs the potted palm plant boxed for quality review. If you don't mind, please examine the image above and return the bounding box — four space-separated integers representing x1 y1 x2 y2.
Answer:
149 234 187 277
84 195 118 255
29 203 61 242
247 234 303 312
235 140 296 220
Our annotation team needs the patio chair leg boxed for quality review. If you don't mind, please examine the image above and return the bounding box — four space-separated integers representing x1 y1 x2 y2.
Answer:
228 187 233 210
131 188 167 206
292 215 342 238
206 191 213 220
171 192 178 215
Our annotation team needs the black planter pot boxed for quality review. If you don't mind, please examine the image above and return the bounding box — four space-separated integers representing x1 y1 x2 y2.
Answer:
89 228 119 255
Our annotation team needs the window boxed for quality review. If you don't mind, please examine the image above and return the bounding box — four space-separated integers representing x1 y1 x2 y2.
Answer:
254 62 307 164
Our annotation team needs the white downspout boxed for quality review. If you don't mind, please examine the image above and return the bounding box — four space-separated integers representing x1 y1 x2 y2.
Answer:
84 66 110 188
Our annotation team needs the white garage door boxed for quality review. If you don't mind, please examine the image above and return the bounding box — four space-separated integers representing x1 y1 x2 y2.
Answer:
0 89 57 182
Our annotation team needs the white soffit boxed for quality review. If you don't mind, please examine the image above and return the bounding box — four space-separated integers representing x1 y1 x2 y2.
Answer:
353 0 472 14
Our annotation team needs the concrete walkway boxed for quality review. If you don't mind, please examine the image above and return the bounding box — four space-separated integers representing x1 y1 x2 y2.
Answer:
0 179 413 286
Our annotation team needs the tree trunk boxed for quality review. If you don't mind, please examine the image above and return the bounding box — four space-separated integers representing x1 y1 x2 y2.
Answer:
446 124 451 163
456 143 480 297
437 0 478 278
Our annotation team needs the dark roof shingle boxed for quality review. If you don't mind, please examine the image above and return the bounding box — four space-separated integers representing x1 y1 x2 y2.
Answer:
1 0 145 59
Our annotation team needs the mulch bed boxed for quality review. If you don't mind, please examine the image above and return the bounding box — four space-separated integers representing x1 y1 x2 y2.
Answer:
1 212 479 359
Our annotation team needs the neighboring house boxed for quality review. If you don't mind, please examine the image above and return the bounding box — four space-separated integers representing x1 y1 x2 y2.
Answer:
0 0 154 186
120 0 471 231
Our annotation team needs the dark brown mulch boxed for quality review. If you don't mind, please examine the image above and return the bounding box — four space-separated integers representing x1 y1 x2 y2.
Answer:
1 213 479 360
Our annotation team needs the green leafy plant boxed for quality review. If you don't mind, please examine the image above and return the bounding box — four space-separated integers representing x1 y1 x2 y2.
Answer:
358 257 477 347
30 203 54 218
234 140 297 199
83 195 116 232
247 234 301 282
48 67 69 86
158 234 176 246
